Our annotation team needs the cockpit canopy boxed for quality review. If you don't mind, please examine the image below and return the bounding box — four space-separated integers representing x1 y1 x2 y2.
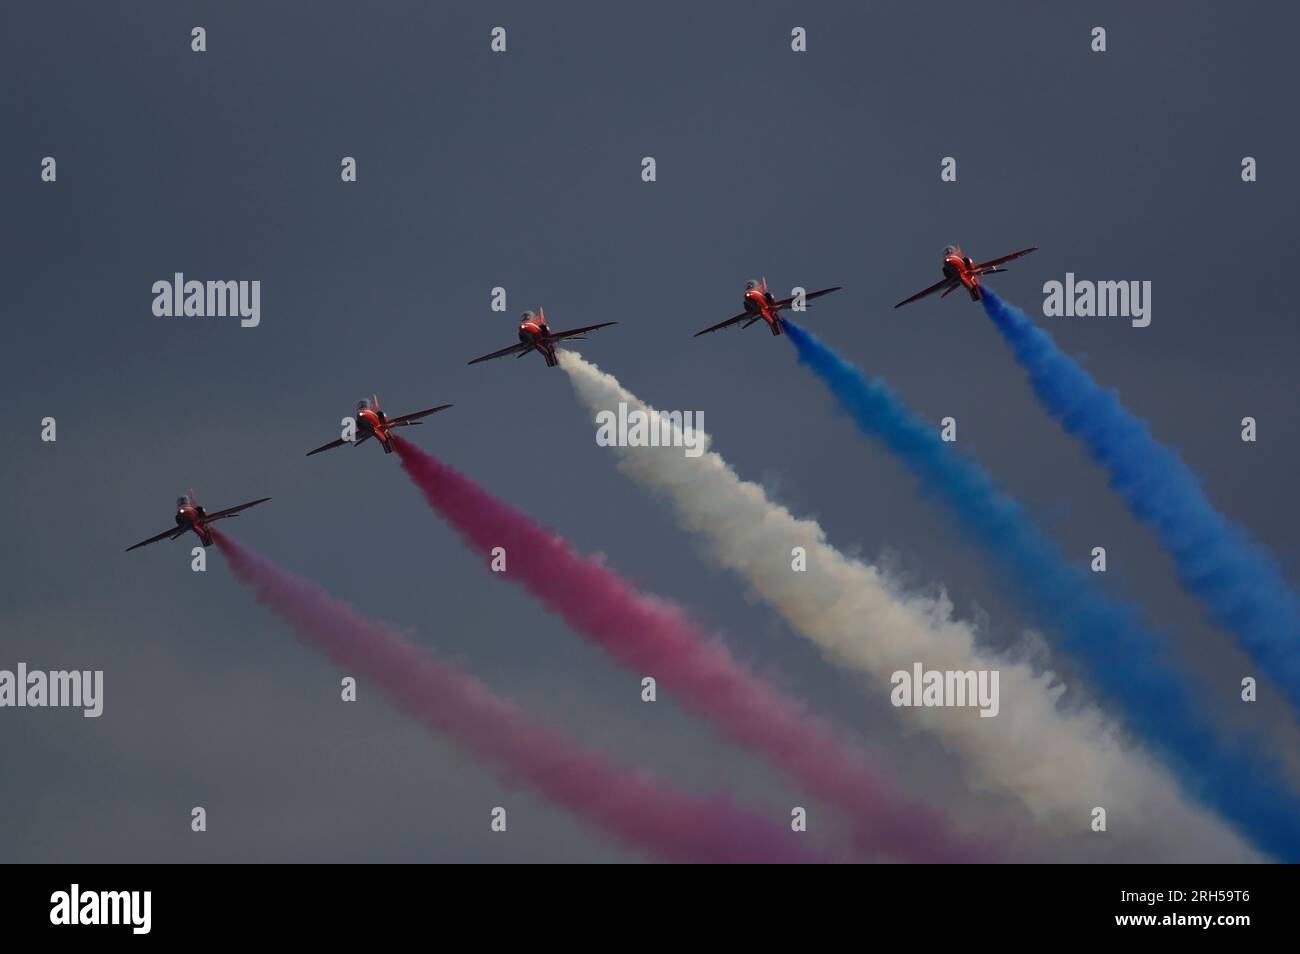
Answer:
520 310 539 322
943 245 958 256
176 496 190 509
745 279 760 291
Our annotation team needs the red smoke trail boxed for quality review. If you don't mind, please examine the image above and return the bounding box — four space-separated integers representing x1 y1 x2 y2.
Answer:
214 532 820 864
393 439 993 862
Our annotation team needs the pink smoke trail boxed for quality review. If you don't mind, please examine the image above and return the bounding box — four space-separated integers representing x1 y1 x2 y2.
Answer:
393 438 994 862
214 532 820 864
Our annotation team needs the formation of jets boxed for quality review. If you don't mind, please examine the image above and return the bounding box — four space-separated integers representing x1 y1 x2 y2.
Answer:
127 243 1034 551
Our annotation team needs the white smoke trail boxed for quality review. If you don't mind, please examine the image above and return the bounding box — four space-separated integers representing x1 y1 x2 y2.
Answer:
560 351 1261 862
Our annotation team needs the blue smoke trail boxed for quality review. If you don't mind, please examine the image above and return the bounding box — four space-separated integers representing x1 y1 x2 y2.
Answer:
782 316 1300 860
980 289 1300 711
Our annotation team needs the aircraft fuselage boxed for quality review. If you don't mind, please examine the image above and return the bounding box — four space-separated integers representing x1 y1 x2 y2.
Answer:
742 284 781 334
173 505 214 546
519 319 559 366
942 251 981 299
357 406 395 451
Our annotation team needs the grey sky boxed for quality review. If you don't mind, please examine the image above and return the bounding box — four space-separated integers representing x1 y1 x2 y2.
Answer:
1 1 1296 861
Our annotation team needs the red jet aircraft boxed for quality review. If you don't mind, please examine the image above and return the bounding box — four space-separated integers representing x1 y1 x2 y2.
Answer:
125 491 270 551
894 244 1038 307
694 277 842 337
468 309 617 368
306 395 452 456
